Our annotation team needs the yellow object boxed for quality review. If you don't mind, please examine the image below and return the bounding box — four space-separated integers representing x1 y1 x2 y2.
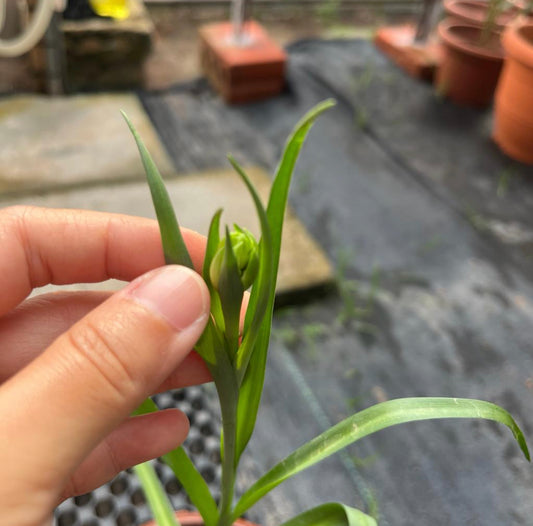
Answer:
89 0 130 20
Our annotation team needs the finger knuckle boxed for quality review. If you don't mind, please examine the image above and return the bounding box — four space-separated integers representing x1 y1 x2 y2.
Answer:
67 319 138 403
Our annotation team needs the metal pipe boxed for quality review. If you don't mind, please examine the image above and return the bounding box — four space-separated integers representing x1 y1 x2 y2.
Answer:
230 0 253 45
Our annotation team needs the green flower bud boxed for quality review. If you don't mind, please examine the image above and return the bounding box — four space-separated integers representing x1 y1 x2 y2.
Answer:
210 226 259 290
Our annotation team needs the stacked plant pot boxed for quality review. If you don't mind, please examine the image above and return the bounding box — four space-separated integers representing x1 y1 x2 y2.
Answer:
493 22 533 164
443 0 520 26
435 0 509 106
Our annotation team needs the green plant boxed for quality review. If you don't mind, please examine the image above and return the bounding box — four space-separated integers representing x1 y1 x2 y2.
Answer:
480 0 506 44
123 101 529 526
417 234 443 255
464 205 490 232
314 0 340 26
335 249 379 336
496 167 514 198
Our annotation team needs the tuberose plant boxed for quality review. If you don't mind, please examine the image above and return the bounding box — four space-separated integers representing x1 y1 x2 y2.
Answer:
123 101 529 526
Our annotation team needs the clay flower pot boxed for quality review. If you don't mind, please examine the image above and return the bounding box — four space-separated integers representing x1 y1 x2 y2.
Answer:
142 510 259 526
436 20 504 106
443 0 519 29
508 0 533 23
493 22 533 164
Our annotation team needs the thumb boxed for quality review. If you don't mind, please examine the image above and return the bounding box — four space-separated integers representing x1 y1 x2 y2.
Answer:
0 265 209 493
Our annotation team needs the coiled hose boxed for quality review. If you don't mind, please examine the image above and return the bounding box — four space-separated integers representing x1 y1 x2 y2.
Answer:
0 0 57 57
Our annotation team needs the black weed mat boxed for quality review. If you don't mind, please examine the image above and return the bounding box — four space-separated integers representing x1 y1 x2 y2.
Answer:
56 39 532 526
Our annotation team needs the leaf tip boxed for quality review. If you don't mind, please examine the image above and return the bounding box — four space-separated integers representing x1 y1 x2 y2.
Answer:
120 110 137 138
519 435 531 461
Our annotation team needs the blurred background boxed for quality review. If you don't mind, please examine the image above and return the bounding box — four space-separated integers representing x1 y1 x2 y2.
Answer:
1 1 532 525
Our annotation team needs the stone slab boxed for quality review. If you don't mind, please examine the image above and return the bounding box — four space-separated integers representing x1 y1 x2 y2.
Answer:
2 167 333 299
0 94 174 193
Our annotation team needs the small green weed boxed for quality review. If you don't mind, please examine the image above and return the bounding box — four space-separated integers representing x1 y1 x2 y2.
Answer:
335 248 380 337
355 107 368 130
496 168 514 198
417 234 442 255
465 206 490 232
314 0 340 25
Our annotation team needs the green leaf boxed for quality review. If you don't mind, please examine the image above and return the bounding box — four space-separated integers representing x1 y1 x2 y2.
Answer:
203 209 225 331
162 449 217 526
266 99 336 276
233 397 530 518
226 157 273 381
133 398 218 526
279 503 377 526
195 312 224 366
133 462 180 526
218 226 245 354
203 208 223 288
122 111 193 269
234 100 336 462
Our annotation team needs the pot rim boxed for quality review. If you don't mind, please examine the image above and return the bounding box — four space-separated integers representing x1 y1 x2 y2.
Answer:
502 22 533 68
438 20 505 60
443 0 519 27
141 510 260 526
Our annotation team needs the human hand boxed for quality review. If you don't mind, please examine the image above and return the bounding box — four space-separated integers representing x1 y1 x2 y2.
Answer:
0 206 212 526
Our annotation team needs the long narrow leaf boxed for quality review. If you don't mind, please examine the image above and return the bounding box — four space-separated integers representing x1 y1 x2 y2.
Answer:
133 398 218 526
202 208 223 289
202 209 225 331
134 462 180 526
226 157 273 380
266 99 336 279
233 397 530 517
122 111 193 269
195 309 224 366
235 100 336 461
279 503 377 526
218 226 245 354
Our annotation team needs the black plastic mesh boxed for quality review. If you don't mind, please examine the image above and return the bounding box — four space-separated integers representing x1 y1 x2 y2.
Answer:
54 386 221 526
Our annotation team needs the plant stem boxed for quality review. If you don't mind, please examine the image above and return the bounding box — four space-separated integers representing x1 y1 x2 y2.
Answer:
215 375 240 526
134 462 180 526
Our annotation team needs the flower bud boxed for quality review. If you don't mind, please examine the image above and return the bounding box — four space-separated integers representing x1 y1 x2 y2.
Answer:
210 226 259 290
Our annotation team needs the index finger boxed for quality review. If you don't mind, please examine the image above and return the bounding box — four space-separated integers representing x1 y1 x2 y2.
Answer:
0 206 206 316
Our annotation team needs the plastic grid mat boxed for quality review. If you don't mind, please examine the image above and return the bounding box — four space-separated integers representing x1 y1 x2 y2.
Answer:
54 386 222 526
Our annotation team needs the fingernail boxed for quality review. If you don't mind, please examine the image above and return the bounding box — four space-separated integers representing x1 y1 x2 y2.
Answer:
126 266 209 331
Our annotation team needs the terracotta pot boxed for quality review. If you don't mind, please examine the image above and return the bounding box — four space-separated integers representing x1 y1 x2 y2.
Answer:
142 510 259 526
443 0 520 29
436 21 504 106
493 22 533 164
508 0 533 23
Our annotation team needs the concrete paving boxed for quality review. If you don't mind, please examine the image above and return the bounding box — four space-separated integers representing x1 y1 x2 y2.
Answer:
0 93 333 300
0 94 174 193
3 166 333 299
